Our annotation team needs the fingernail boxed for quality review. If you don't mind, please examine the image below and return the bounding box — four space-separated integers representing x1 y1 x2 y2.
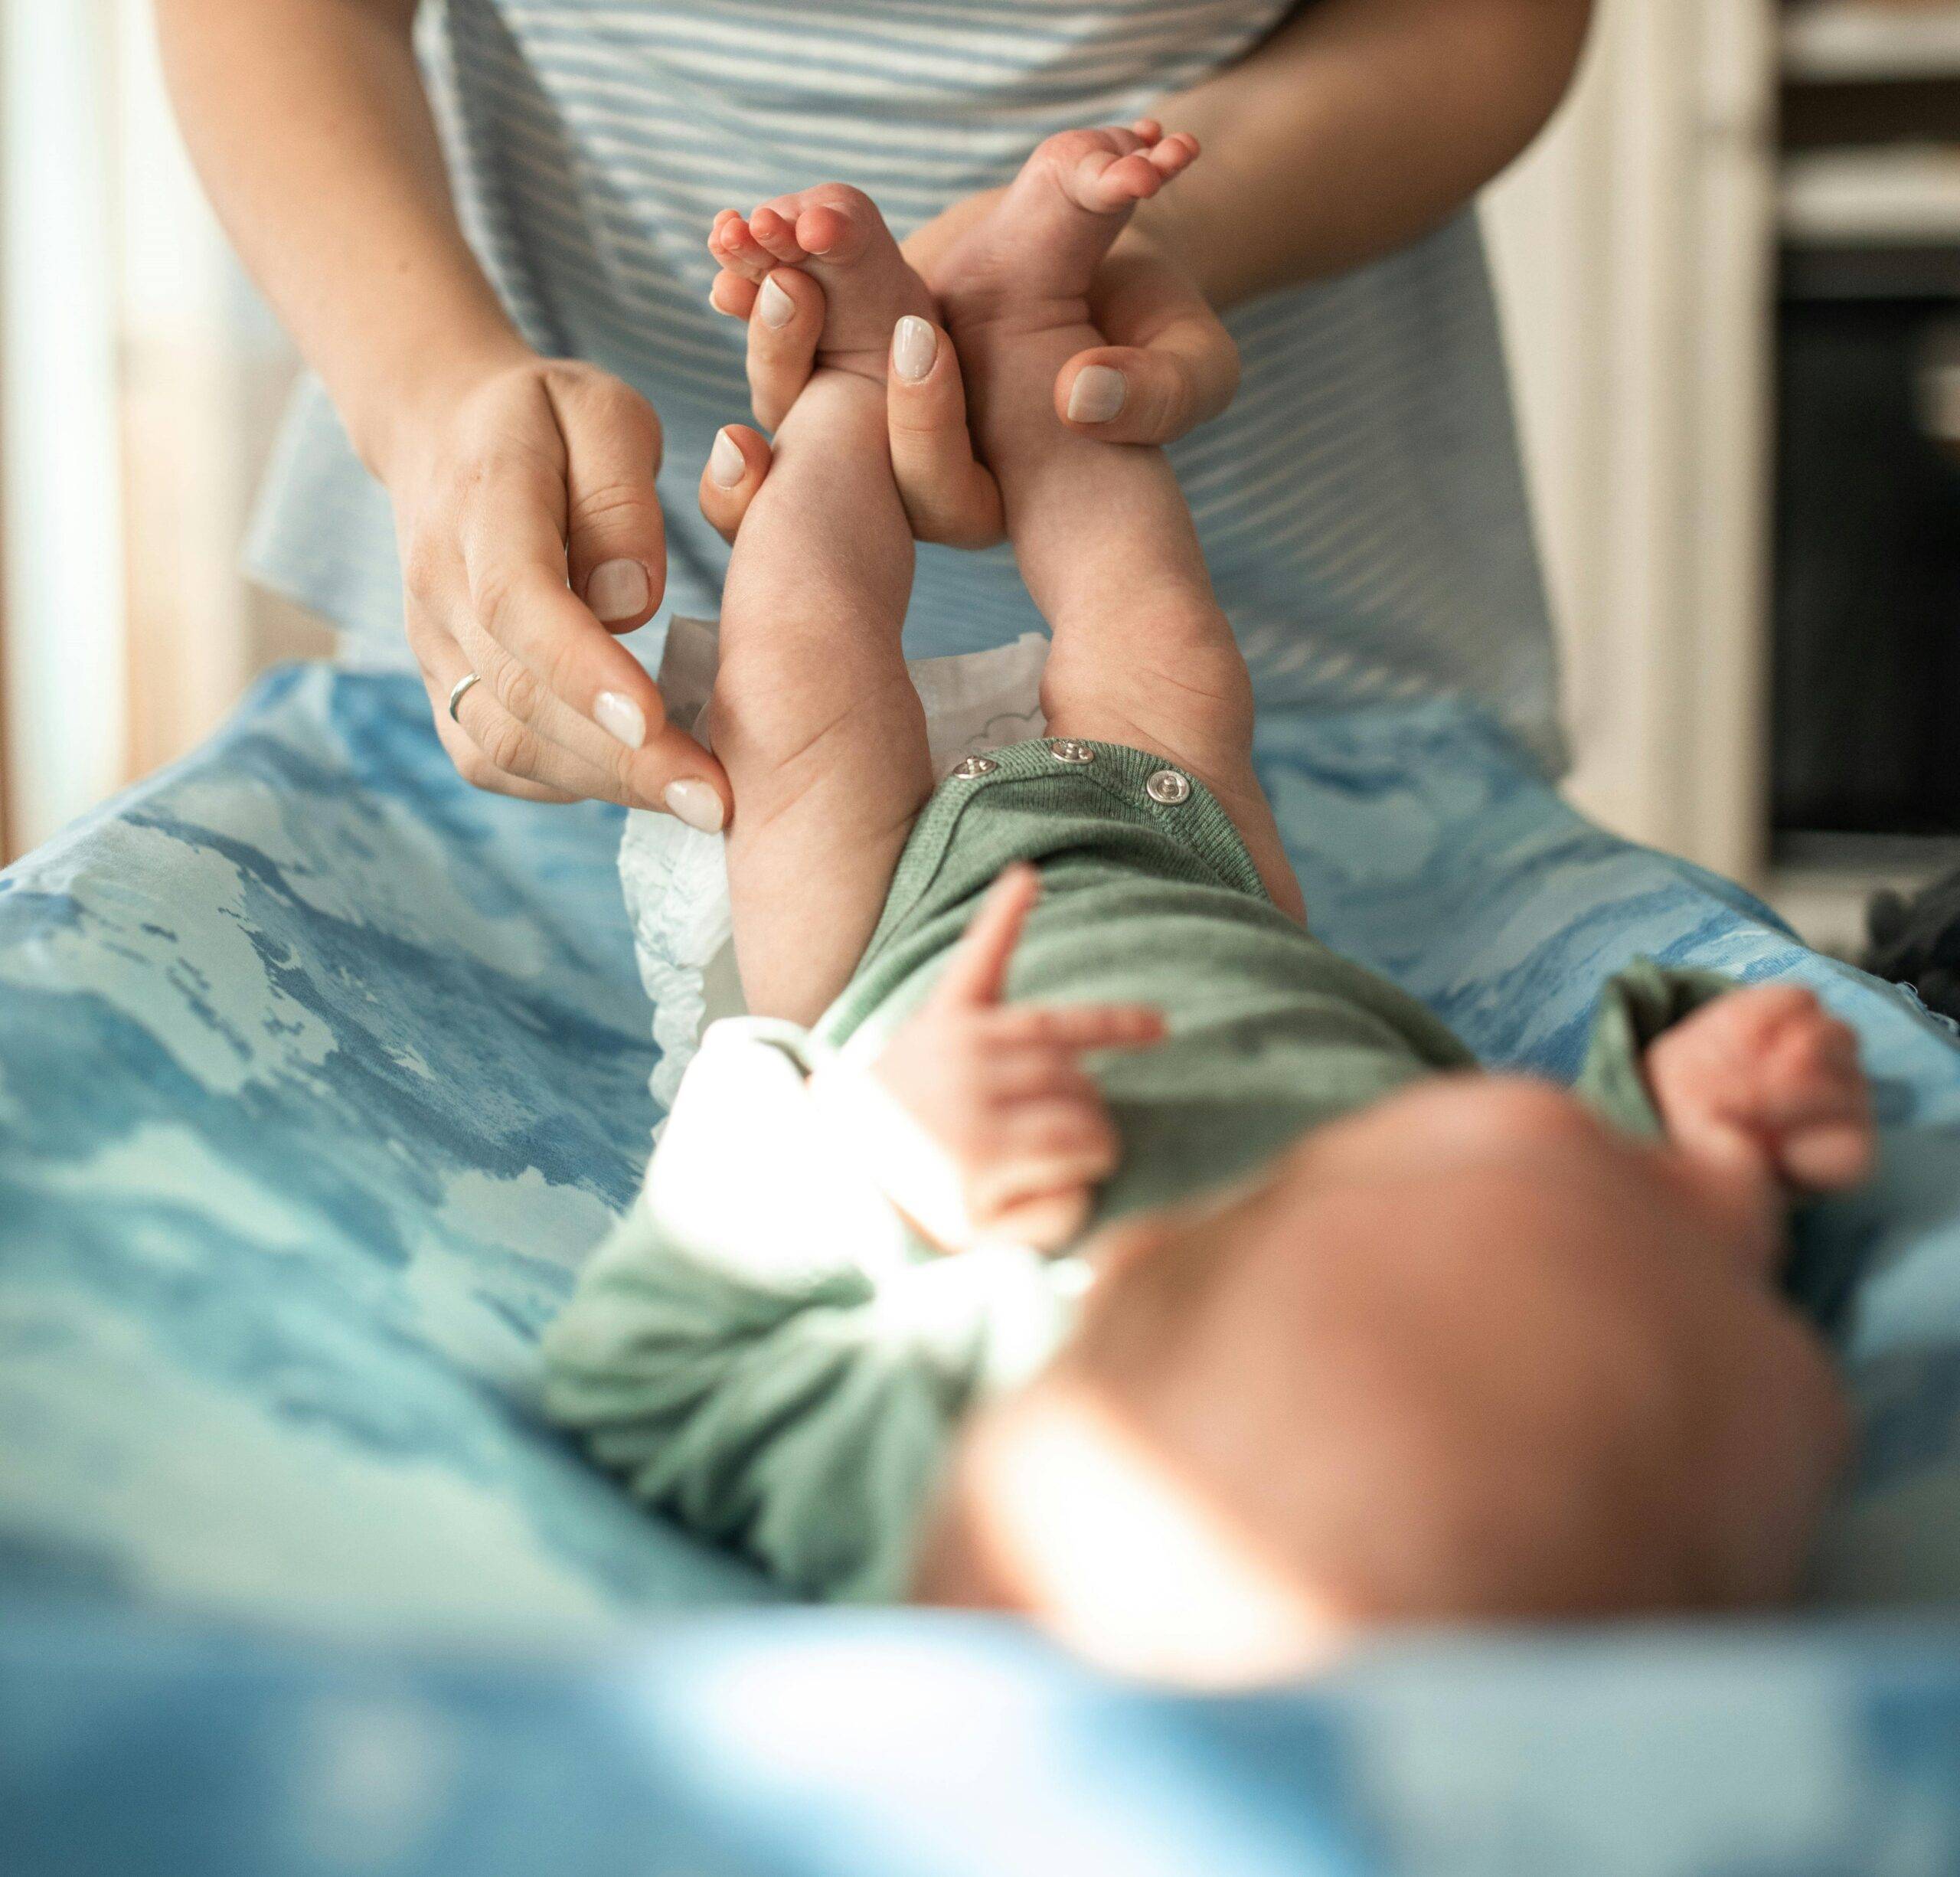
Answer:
593 690 647 750
1067 365 1127 424
893 315 936 383
757 276 795 329
708 427 746 488
586 558 650 623
665 779 727 833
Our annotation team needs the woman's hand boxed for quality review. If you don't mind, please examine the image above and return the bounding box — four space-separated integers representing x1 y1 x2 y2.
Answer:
904 192 1240 448
383 355 730 827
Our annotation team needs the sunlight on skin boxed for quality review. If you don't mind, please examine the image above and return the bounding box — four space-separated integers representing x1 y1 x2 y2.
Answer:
917 1384 1348 1689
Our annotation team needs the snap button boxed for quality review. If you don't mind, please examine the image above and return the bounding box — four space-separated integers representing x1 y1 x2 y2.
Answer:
1146 769 1192 806
950 755 998 780
1049 739 1096 765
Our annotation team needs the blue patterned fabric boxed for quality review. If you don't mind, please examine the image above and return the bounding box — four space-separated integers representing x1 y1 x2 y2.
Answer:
5 662 1960 1868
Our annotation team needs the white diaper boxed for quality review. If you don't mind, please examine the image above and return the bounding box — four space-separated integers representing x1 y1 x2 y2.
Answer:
620 616 1049 1112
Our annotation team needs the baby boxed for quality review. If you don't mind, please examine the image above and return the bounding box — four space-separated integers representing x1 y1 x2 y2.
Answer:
544 128 1870 1682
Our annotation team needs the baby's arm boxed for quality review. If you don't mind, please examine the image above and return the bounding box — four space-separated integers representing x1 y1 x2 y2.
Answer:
815 867 1164 1252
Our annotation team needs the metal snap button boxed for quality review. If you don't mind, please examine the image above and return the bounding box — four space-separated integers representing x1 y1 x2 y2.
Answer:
1049 739 1096 765
1145 769 1192 806
951 755 998 779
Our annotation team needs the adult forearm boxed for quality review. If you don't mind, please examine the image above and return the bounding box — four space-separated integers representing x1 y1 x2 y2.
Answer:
1143 0 1594 308
153 0 531 478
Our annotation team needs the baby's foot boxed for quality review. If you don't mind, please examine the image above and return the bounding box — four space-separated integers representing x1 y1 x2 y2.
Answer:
936 119 1200 326
707 185 934 382
1647 985 1875 1199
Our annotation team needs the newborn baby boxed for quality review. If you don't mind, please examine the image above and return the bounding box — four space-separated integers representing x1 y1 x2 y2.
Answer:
544 129 1870 1682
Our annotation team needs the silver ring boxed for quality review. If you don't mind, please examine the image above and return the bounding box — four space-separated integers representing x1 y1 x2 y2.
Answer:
446 672 481 723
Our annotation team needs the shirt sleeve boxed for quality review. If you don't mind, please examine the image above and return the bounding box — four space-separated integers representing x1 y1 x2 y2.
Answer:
540 1018 1077 1604
1572 957 1739 1138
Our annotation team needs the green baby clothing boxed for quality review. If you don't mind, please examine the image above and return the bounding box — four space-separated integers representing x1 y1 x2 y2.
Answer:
544 740 1730 1604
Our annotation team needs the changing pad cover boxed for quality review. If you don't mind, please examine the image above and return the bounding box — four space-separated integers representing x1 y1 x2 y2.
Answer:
5 659 1960 1873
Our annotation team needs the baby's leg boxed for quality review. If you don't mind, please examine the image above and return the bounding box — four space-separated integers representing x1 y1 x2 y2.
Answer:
711 367 931 1022
979 323 1302 920
942 132 1302 918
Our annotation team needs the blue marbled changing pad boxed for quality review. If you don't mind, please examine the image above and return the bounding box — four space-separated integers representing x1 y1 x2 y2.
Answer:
4 662 1959 1873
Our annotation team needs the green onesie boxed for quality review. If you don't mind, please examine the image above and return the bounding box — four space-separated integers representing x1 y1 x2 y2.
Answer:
544 738 1728 1604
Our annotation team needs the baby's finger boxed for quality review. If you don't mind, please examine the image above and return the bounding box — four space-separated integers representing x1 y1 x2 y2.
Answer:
984 1050 1101 1104
746 266 825 430
698 423 773 544
969 1137 1116 1223
984 1002 1166 1052
1779 1117 1877 1192
935 865 1041 1009
998 1100 1119 1169
981 1184 1093 1254
887 316 1005 548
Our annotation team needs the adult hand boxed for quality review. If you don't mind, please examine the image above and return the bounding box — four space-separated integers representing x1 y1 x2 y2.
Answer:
709 264 1003 548
385 355 730 829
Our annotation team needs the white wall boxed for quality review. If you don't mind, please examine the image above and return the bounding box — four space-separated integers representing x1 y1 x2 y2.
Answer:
2 0 128 852
0 0 305 857
1485 0 1779 881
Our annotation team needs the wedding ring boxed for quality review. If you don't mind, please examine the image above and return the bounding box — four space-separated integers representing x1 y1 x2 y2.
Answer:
447 672 481 723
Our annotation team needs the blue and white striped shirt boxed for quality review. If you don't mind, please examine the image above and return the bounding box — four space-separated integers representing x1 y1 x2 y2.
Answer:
248 0 1561 760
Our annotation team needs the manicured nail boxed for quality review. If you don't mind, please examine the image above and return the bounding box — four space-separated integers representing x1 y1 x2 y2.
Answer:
593 691 646 750
757 276 795 329
665 779 726 832
892 315 936 383
1066 365 1127 424
586 558 650 623
709 428 746 488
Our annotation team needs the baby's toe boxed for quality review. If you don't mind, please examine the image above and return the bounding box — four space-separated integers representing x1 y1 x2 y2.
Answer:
748 204 806 265
715 214 775 277
1148 132 1200 180
1083 149 1163 208
792 191 884 263
707 268 757 318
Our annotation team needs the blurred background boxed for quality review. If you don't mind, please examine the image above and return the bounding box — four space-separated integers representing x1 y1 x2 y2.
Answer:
0 0 1955 953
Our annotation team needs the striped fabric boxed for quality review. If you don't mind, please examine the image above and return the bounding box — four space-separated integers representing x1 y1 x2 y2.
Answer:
247 0 1563 760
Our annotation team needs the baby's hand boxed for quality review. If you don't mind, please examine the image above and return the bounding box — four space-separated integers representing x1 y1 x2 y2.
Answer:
837 865 1164 1253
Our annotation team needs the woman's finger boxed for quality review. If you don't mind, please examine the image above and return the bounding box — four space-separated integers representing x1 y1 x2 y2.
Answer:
413 624 594 806
450 447 731 824
544 368 668 633
698 423 773 544
1060 241 1240 445
1055 319 1240 444
887 316 1005 548
746 265 825 430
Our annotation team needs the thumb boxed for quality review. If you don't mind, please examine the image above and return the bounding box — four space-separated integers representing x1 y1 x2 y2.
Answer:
1056 316 1240 446
544 368 668 632
936 864 1041 1008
